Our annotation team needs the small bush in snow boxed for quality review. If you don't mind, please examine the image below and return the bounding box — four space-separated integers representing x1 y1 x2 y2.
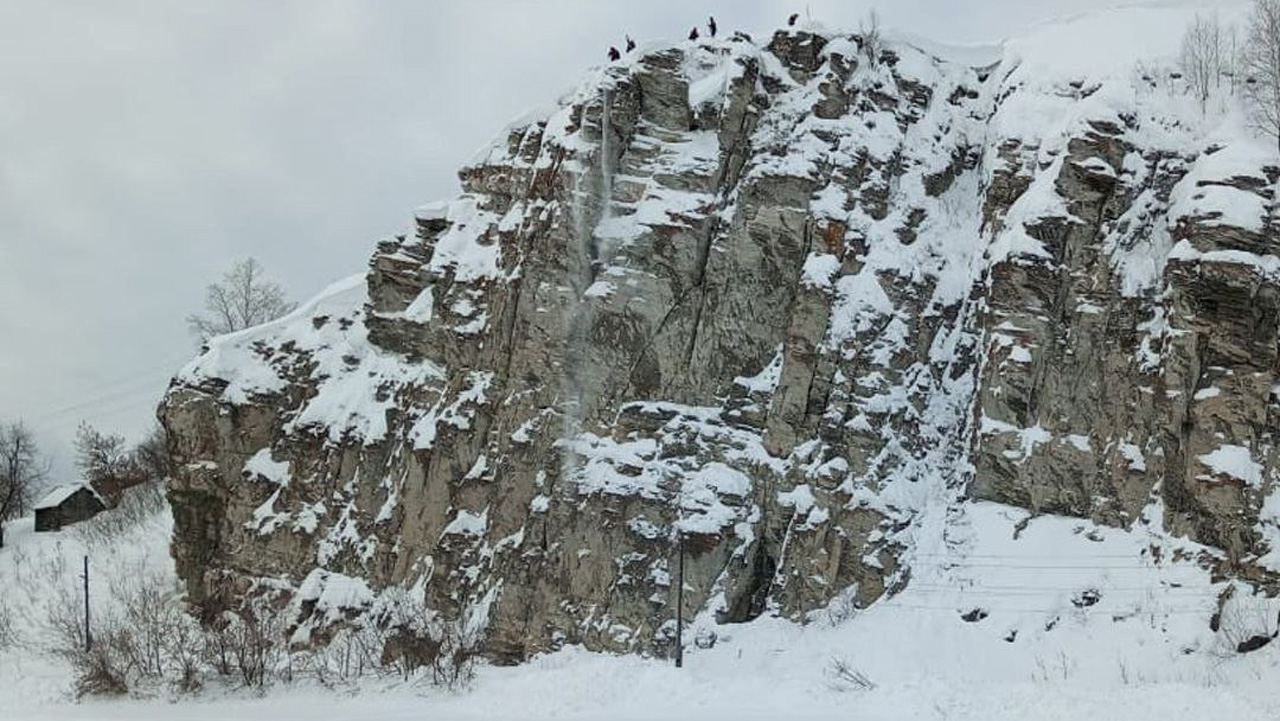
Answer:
822 587 860 627
74 642 130 696
42 580 132 696
109 564 205 691
825 656 876 692
201 604 292 689
859 10 882 65
429 619 479 691
309 623 387 686
0 599 17 650
30 537 483 697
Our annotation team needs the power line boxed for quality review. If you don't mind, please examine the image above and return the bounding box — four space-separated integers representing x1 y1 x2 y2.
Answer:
23 355 190 424
5 354 192 442
907 551 1190 560
906 586 1223 599
876 602 1216 615
34 395 167 434
27 384 168 427
901 561 1199 570
907 583 1224 593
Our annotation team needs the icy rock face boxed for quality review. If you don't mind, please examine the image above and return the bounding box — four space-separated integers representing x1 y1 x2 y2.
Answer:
162 23 1280 662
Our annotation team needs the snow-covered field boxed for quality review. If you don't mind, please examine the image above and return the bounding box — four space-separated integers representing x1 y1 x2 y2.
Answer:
8 666 1280 721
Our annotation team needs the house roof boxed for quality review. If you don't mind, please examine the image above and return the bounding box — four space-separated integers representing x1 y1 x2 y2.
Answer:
34 483 103 510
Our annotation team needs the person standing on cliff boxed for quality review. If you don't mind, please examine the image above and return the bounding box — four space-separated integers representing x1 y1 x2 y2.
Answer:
788 13 799 27
625 35 636 53
708 16 717 37
688 26 699 41
608 46 621 62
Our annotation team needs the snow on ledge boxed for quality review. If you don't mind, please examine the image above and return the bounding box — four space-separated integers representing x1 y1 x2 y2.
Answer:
1197 444 1263 486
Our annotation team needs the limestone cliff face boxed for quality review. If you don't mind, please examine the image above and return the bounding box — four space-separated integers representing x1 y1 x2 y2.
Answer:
160 24 1280 662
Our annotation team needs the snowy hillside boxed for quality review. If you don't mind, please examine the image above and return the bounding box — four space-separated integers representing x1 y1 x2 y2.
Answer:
0 486 175 707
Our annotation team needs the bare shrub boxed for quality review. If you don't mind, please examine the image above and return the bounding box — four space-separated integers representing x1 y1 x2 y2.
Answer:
36 556 483 696
430 620 479 691
1133 60 1162 95
309 624 385 687
822 587 860 627
74 641 130 696
201 619 236 679
43 561 203 696
371 587 435 679
216 608 289 688
0 599 17 650
108 564 196 682
42 573 89 660
43 580 132 697
859 10 882 65
826 656 876 692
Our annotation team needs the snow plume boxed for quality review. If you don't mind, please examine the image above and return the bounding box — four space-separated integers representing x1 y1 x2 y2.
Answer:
559 81 617 479
598 87 616 261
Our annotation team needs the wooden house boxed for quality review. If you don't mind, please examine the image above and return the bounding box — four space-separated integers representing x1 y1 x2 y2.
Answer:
34 483 106 532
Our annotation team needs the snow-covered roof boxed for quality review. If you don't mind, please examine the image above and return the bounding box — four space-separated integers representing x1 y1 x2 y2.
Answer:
34 483 102 511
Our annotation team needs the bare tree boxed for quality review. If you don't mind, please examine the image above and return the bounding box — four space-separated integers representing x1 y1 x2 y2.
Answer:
1180 12 1228 112
132 425 172 482
859 9 883 65
187 258 295 343
1243 0 1280 151
1228 22 1241 95
74 423 142 502
0 421 47 547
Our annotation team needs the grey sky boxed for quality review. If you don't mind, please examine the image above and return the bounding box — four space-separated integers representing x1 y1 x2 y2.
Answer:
0 0 1236 476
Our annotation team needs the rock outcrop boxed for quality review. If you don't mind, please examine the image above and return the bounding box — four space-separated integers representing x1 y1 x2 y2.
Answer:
160 17 1280 663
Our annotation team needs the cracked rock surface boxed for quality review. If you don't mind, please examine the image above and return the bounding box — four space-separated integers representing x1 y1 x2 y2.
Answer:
160 26 1280 661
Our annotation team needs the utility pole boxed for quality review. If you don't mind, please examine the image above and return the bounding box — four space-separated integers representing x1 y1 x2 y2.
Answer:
675 531 684 668
83 555 91 652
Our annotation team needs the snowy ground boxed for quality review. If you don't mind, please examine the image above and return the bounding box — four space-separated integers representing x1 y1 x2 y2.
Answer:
7 671 1280 721
4 498 1280 720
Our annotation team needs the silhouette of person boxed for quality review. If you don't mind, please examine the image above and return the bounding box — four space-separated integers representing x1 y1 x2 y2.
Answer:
608 46 621 62
788 13 799 27
708 16 717 37
688 27 699 41
626 35 636 53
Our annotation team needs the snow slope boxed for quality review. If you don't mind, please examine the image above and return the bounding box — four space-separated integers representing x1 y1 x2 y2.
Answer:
4 501 1280 720
0 496 176 709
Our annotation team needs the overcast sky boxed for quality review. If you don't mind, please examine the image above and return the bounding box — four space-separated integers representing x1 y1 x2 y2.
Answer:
0 0 1238 476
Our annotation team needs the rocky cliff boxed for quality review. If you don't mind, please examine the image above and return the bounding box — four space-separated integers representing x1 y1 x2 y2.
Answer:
160 10 1280 663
